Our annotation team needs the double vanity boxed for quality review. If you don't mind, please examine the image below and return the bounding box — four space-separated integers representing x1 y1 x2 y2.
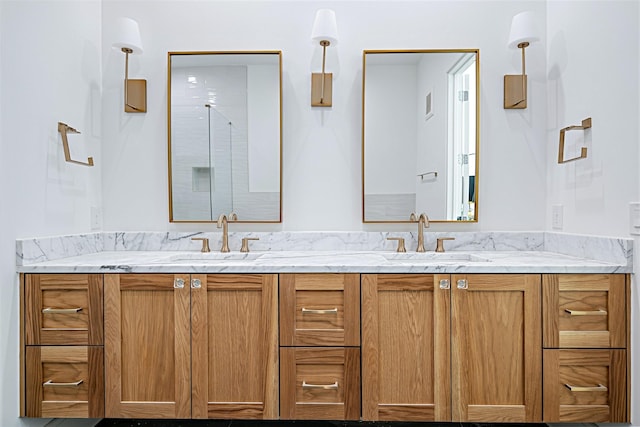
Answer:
17 231 632 423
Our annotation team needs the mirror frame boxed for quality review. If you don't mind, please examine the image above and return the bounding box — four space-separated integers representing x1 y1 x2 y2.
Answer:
167 50 283 223
361 49 480 223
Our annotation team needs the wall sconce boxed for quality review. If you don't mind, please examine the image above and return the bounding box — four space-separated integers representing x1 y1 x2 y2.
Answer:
112 17 146 113
504 11 539 109
311 9 339 107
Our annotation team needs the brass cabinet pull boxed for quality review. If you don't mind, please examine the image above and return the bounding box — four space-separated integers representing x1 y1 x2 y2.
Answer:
302 381 338 389
439 279 450 290
42 307 82 314
43 379 84 387
564 383 607 392
457 279 468 290
564 308 607 316
174 278 185 289
301 307 338 314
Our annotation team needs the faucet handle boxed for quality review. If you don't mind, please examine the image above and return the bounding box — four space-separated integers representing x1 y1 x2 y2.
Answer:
387 237 407 253
241 237 259 253
191 237 211 253
435 237 455 253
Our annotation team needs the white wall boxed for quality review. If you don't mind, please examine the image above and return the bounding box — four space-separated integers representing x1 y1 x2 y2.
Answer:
546 0 639 237
0 2 103 426
101 0 548 232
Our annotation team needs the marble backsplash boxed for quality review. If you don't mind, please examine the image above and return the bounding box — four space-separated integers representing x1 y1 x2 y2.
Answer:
16 231 633 269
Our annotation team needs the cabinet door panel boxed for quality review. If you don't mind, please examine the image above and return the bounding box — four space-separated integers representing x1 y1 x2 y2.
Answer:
25 274 103 345
104 274 190 418
543 274 626 348
361 274 450 421
452 274 541 422
25 346 104 418
192 274 278 419
280 347 360 420
543 349 626 422
280 273 360 346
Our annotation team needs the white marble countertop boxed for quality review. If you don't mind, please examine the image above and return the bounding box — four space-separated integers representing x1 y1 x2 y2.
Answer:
16 249 631 274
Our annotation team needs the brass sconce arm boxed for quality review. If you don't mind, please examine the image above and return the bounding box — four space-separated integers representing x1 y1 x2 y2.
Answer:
121 47 147 113
57 122 94 167
504 42 529 109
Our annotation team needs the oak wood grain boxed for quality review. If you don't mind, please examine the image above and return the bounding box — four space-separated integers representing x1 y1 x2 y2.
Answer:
451 274 541 422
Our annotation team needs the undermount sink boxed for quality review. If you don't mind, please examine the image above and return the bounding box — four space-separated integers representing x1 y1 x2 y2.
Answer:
166 252 263 262
382 252 491 263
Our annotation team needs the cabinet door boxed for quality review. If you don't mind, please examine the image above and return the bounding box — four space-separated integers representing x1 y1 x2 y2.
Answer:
25 274 103 345
25 346 104 418
543 274 626 348
452 274 541 422
543 349 626 422
191 274 279 419
104 274 191 418
280 273 360 346
361 274 450 421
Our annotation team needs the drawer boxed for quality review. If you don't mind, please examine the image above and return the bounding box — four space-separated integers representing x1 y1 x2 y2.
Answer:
543 274 626 348
25 274 103 345
25 346 104 418
280 274 360 346
543 349 626 422
280 347 360 420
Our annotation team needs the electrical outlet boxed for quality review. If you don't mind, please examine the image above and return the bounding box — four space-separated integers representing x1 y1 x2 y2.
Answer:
90 206 102 231
630 202 640 235
552 205 563 230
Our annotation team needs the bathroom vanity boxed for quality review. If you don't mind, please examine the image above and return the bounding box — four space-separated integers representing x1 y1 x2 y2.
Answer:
17 233 632 423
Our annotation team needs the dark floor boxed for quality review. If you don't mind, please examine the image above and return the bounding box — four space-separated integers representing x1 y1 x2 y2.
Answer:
95 420 549 427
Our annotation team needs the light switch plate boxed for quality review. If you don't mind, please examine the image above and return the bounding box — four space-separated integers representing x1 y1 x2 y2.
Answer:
630 202 640 235
552 205 563 230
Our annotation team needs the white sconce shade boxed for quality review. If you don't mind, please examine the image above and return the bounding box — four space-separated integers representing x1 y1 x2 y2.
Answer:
112 17 146 113
310 9 338 107
508 11 539 49
311 9 339 46
112 17 143 54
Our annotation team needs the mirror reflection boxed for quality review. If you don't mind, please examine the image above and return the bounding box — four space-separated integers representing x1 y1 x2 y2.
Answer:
362 49 479 222
168 51 282 222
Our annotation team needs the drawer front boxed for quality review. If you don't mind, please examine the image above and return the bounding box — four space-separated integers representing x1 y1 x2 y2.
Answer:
280 274 360 346
280 347 360 420
543 274 626 348
543 349 626 422
25 346 104 418
25 274 103 345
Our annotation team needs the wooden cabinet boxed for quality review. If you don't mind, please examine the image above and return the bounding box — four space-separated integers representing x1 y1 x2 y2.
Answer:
279 273 360 420
361 274 450 421
362 273 542 423
21 270 631 423
542 274 628 422
192 274 279 419
22 274 104 418
451 274 542 422
104 273 278 419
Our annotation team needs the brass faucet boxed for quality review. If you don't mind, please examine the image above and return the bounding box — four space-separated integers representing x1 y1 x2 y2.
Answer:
409 212 430 252
217 212 237 252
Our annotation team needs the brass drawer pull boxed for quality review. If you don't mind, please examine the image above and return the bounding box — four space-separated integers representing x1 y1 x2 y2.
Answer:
302 381 338 389
564 308 607 316
42 307 83 314
564 383 607 392
43 379 84 387
301 307 338 314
